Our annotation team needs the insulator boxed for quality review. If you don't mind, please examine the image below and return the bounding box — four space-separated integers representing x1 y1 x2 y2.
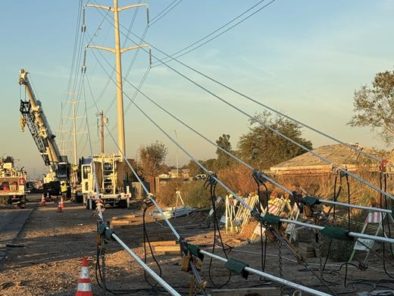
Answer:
81 8 86 32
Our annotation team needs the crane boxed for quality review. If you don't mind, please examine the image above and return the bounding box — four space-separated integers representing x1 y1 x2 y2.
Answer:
19 69 70 197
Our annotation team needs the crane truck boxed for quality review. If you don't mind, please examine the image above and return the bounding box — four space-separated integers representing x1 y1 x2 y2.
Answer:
18 69 71 198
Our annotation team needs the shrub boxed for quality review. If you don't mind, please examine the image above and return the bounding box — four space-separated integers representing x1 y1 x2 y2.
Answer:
180 180 212 208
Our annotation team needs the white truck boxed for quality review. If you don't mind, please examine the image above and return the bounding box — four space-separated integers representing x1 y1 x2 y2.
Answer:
80 154 132 209
0 161 27 207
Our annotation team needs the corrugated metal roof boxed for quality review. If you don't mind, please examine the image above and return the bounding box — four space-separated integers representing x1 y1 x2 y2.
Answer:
270 144 380 172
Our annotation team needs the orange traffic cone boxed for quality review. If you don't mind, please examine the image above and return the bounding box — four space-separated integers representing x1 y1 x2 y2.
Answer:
75 257 93 296
40 194 46 206
57 197 64 213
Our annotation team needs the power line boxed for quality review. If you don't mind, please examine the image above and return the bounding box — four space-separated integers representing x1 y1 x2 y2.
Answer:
117 30 394 201
153 0 277 66
149 0 183 26
86 46 392 296
92 8 394 202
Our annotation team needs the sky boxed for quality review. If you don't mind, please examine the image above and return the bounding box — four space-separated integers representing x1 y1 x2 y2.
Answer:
1 0 394 179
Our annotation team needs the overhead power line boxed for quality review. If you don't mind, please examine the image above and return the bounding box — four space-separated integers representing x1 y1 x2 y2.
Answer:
85 45 393 296
149 0 183 26
91 7 394 203
153 0 277 66
115 29 394 201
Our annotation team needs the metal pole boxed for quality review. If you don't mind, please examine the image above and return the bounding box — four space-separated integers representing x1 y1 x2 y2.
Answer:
281 219 394 244
72 100 78 165
200 250 332 296
99 111 105 154
319 199 392 214
111 234 181 296
113 0 126 158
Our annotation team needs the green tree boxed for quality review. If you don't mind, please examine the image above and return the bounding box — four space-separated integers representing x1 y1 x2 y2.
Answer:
186 160 205 177
238 112 312 169
215 134 234 170
349 69 394 143
139 141 168 179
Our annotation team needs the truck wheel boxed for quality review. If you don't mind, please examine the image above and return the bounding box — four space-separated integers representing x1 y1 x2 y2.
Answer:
75 194 83 203
86 198 96 210
118 200 127 208
86 199 96 210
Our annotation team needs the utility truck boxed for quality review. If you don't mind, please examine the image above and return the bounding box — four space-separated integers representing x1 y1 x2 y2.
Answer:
0 160 27 207
80 154 134 209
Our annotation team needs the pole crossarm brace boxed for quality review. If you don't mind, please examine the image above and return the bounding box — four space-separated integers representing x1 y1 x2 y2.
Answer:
105 131 333 296
318 198 393 215
121 44 149 54
96 207 181 296
86 3 147 12
200 250 332 296
87 44 115 53
280 219 394 244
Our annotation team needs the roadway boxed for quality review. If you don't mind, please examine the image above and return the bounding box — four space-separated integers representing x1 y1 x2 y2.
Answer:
0 193 39 263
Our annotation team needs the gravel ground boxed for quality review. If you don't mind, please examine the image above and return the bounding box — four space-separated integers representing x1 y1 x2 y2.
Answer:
0 200 393 296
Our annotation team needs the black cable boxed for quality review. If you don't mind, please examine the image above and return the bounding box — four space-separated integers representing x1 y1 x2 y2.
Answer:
268 227 338 295
204 175 232 288
255 179 269 272
379 171 394 279
142 203 163 288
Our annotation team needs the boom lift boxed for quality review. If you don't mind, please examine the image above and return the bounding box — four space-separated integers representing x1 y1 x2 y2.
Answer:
18 69 71 197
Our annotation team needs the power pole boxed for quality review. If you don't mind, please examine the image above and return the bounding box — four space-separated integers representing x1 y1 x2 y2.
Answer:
86 0 149 159
98 111 108 154
71 99 78 165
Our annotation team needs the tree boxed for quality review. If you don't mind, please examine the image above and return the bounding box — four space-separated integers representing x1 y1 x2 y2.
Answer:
238 112 312 169
349 69 394 143
215 134 234 170
139 141 168 180
186 160 205 177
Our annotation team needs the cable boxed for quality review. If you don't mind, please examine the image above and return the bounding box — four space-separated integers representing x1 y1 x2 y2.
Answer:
94 1 394 204
113 22 394 200
88 35 394 245
149 0 183 26
204 176 232 288
154 0 276 65
142 202 163 288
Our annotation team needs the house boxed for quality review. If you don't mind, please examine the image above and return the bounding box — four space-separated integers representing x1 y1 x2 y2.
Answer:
268 144 390 200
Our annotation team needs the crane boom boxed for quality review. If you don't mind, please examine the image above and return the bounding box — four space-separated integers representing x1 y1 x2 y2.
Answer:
18 69 70 194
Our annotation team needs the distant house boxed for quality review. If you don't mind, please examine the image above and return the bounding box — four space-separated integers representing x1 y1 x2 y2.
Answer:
270 144 383 176
268 144 390 199
155 168 191 193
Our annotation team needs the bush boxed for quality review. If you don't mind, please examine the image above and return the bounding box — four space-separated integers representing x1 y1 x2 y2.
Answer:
180 180 212 208
156 180 183 207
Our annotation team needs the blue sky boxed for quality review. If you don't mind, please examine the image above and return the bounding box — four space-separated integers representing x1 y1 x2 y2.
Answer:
1 0 394 178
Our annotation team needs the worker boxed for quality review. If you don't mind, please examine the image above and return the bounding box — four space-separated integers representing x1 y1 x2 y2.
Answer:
60 181 68 199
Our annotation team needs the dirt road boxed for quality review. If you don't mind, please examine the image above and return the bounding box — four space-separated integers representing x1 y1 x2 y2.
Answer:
0 199 393 296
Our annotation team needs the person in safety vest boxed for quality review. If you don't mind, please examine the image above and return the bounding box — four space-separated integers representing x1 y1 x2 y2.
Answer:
60 181 68 198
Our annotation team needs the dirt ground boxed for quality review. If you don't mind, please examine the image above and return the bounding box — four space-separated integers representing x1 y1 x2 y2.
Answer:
0 199 393 296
